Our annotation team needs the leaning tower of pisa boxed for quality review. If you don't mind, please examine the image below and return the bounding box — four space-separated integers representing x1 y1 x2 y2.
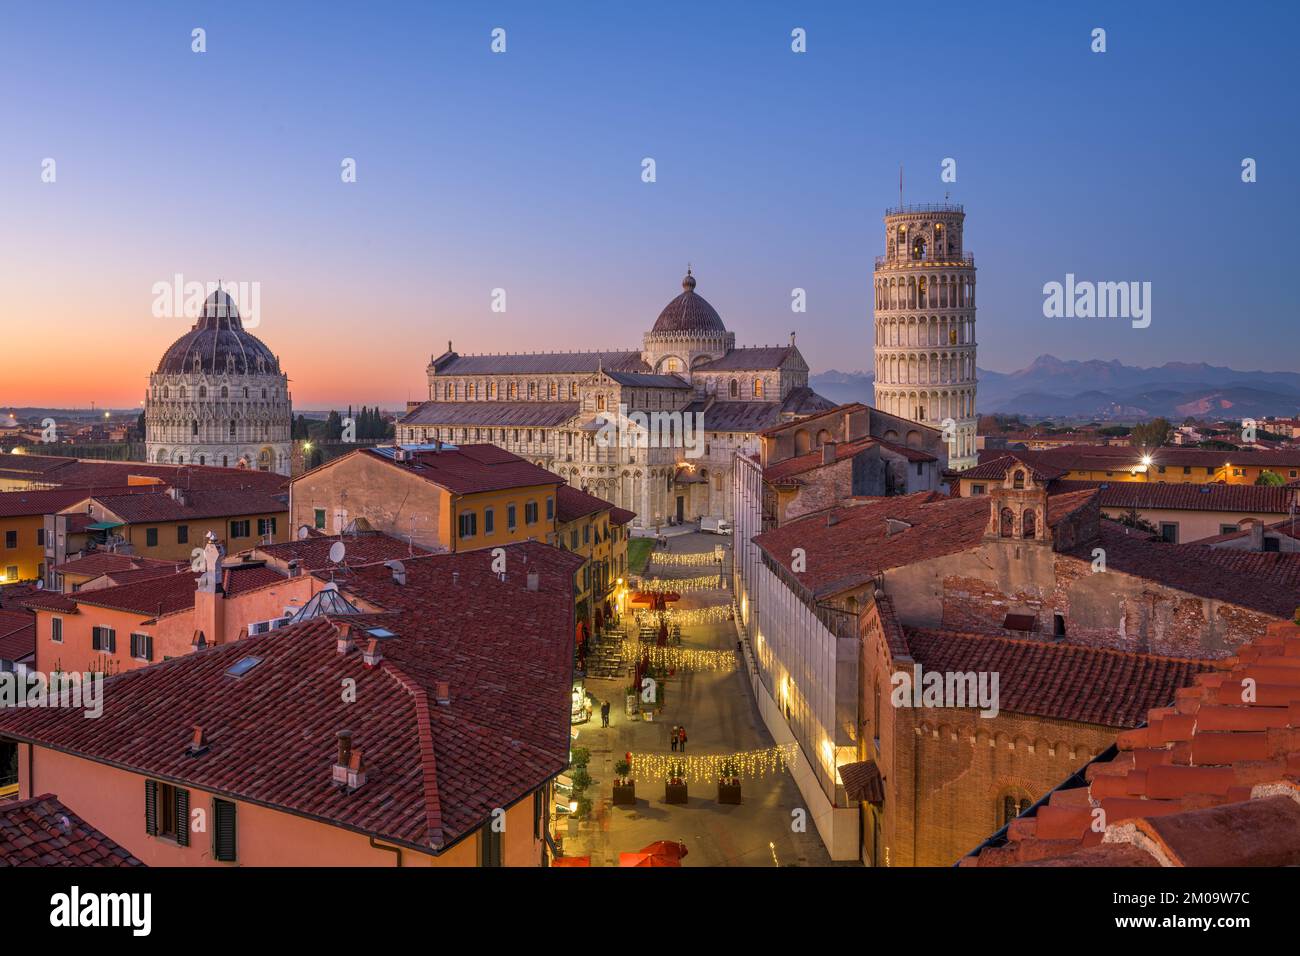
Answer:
872 202 978 470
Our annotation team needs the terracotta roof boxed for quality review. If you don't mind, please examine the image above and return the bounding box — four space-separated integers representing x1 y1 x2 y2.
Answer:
253 533 426 572
962 620 1300 867
0 608 35 661
1053 480 1298 514
904 627 1214 727
67 564 285 619
0 453 287 494
609 506 636 526
958 454 1069 483
0 794 143 867
759 403 870 438
0 485 143 518
79 488 287 524
1064 521 1300 620
360 445 561 496
976 444 1300 474
399 401 580 429
556 484 616 523
1198 515 1300 545
764 436 936 483
53 553 181 576
0 542 585 855
431 350 645 376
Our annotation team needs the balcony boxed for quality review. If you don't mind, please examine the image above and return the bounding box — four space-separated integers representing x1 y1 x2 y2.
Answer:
875 253 974 269
885 203 964 216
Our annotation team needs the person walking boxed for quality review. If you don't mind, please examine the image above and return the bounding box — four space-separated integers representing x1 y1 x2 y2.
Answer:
670 725 679 752
600 699 611 728
678 725 687 753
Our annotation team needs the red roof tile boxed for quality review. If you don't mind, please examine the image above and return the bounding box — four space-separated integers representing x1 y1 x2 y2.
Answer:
556 484 617 523
81 488 287 524
358 445 562 496
0 541 585 855
53 553 181 576
1052 479 1298 514
963 620 1300 867
252 532 427 572
904 627 1214 727
764 436 937 484
67 564 285 618
0 794 143 867
0 608 35 661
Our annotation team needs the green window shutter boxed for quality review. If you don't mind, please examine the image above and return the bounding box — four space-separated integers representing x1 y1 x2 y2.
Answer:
175 787 190 847
213 799 237 862
145 780 158 835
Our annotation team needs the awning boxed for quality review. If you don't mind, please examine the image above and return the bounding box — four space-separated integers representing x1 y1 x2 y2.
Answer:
839 760 884 805
84 521 123 531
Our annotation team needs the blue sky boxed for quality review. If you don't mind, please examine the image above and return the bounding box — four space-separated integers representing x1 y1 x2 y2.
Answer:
1 0 1296 406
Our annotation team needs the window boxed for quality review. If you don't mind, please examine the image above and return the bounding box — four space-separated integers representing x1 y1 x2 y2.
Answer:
525 501 539 525
570 530 579 550
213 798 237 862
314 508 326 530
36 528 44 546
484 507 495 535
130 632 154 662
176 525 189 544
230 520 251 538
229 420 237 439
507 504 517 531
1053 613 1066 638
51 617 63 643
1220 524 1238 536
3 531 14 549
1264 537 1281 553
970 484 986 496
583 524 591 545
458 511 478 538
479 824 503 867
999 794 1032 828
146 527 159 547
546 497 554 521
753 378 764 398
91 626 116 652
1159 522 1179 543
5 565 15 580
257 517 277 537
145 780 190 846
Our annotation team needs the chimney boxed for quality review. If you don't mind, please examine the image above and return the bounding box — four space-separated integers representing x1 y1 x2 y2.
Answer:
336 622 356 655
362 637 383 669
385 559 406 585
169 486 187 505
187 724 209 757
822 441 836 465
452 571 459 586
332 731 366 790
885 518 911 537
526 571 540 591
287 558 301 578
435 681 451 705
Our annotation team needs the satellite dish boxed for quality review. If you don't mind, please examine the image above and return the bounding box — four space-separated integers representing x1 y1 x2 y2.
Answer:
297 525 311 540
328 541 346 564
34 580 44 590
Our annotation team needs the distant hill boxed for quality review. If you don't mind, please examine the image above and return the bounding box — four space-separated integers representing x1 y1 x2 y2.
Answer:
811 356 1300 420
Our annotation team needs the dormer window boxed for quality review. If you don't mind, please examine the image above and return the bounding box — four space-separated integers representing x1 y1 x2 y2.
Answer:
1013 470 1025 490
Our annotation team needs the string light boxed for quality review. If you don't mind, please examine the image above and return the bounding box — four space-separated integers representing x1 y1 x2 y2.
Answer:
619 640 737 672
648 551 722 568
628 744 799 783
632 605 733 628
631 574 721 593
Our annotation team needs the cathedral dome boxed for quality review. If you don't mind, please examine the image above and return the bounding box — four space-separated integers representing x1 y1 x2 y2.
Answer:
156 290 280 375
651 270 726 334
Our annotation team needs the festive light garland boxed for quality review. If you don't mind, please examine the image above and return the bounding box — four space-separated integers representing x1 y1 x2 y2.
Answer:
628 744 798 783
631 574 722 593
649 551 722 567
633 605 733 628
619 640 737 672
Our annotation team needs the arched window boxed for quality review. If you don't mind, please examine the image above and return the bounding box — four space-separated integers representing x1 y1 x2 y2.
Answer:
729 379 738 398
596 394 606 412
509 382 518 399
199 386 207 398
191 420 198 436
753 378 764 399
1013 470 1025 490
1022 509 1036 539
999 794 1032 828
794 429 811 455
911 235 927 260
221 386 228 398
1000 507 1015 538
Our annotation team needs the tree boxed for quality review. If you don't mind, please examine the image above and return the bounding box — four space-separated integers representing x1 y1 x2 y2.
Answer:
1256 470 1286 486
1130 418 1172 451
325 410 343 441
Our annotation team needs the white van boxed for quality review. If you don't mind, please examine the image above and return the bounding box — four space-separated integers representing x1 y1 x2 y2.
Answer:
700 516 731 535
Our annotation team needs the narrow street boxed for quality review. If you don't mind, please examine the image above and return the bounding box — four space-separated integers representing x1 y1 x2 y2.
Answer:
563 531 832 866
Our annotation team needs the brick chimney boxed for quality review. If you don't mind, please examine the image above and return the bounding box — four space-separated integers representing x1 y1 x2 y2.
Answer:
332 730 366 791
362 637 382 669
435 681 451 705
187 724 209 757
336 622 356 655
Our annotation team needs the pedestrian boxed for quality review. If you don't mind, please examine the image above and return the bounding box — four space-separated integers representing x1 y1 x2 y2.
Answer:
678 725 687 753
600 699 611 728
670 725 679 752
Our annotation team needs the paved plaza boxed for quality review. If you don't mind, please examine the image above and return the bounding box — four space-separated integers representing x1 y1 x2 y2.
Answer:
562 532 833 867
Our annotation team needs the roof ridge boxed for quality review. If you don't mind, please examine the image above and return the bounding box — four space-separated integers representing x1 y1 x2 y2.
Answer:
379 658 445 850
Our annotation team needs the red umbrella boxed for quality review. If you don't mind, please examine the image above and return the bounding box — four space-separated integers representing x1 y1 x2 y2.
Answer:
618 852 679 867
639 840 688 861
553 856 591 867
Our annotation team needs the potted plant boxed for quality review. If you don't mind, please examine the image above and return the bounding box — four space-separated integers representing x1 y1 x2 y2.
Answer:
570 767 593 792
717 759 742 805
664 761 688 805
612 758 636 806
570 747 590 770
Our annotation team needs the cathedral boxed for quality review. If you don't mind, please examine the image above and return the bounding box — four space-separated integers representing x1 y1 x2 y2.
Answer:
397 271 835 525
145 288 293 474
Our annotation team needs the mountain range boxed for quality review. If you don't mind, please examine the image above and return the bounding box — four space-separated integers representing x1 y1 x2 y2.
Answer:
810 356 1300 421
